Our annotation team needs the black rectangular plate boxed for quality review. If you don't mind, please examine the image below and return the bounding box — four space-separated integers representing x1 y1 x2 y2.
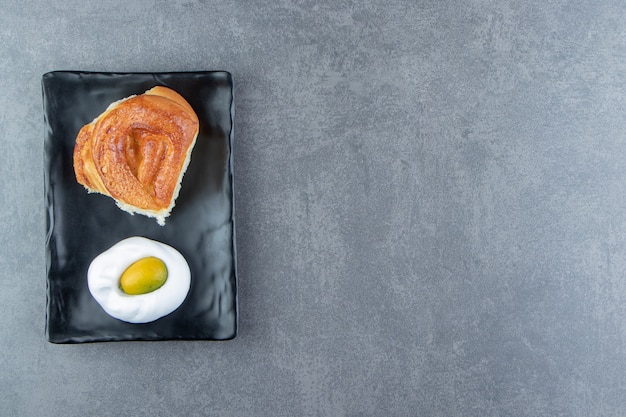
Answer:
43 71 237 343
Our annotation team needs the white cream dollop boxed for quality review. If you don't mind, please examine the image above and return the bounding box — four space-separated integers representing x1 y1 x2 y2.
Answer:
88 236 191 323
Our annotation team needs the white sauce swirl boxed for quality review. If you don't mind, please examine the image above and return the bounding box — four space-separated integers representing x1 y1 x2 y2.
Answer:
88 236 191 323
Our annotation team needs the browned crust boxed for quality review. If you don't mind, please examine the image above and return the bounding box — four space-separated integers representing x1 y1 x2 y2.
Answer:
73 87 199 220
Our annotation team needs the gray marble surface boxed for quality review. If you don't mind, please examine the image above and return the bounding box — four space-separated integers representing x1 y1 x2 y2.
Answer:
1 1 625 415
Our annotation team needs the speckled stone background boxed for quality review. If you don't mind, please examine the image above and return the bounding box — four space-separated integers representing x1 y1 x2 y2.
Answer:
2 1 626 416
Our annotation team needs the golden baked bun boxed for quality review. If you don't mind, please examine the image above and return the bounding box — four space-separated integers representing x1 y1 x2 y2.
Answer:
73 86 199 225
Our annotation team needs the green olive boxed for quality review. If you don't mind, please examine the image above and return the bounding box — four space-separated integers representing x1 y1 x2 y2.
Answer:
120 257 168 295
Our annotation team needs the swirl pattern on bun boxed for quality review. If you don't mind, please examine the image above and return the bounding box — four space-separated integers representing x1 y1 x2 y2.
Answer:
73 86 199 225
